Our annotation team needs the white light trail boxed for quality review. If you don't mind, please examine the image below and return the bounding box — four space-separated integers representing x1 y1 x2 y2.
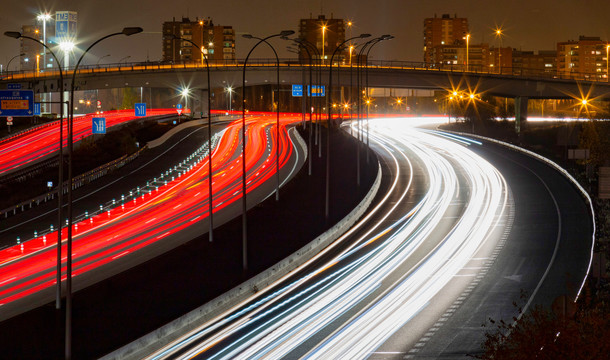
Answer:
155 118 509 360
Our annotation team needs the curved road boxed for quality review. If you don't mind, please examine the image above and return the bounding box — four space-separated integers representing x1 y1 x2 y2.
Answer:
0 109 176 176
144 118 511 359
0 114 306 320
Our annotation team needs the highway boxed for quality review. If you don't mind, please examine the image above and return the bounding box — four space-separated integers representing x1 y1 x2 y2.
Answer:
0 108 177 176
387 130 594 359
145 118 511 359
0 113 306 320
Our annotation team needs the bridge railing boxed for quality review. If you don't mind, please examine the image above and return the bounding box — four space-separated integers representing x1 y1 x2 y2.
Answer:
2 58 608 83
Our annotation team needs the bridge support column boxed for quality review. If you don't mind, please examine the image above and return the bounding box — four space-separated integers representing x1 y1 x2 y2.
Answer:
197 89 209 119
515 96 528 135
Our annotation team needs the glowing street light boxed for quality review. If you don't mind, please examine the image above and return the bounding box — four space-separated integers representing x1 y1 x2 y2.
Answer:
321 25 326 64
465 34 471 72
240 29 295 270
37 13 52 112
226 86 234 112
172 34 215 243
494 27 505 74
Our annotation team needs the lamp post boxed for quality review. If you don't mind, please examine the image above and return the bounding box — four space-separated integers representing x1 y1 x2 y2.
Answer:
353 35 391 186
465 34 471 72
96 54 110 65
119 55 131 64
180 87 190 119
296 38 323 156
240 30 294 271
243 33 291 202
6 53 25 72
4 31 66 312
326 33 371 220
291 37 322 174
226 86 233 112
172 35 214 243
37 13 52 113
64 27 143 360
321 25 326 64
364 35 393 151
495 28 504 74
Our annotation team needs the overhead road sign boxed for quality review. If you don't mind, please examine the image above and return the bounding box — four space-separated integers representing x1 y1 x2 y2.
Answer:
308 85 325 97
292 84 303 97
0 90 35 116
7 83 21 90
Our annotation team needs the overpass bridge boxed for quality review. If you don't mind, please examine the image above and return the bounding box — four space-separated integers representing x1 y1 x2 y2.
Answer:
2 59 610 126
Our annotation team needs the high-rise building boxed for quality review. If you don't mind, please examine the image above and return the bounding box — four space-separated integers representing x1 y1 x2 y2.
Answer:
18 25 41 71
430 41 490 71
162 17 235 63
512 50 557 77
557 36 608 80
298 14 346 63
424 14 469 66
488 47 513 74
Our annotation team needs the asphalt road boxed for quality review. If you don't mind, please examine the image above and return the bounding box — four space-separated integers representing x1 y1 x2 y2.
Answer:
375 134 594 359
0 120 375 359
146 120 512 359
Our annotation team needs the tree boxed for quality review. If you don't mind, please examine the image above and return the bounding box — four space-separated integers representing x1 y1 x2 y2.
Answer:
475 293 610 360
121 87 139 110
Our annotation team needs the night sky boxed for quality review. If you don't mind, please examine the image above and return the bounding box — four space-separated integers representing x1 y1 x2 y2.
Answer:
1 0 609 66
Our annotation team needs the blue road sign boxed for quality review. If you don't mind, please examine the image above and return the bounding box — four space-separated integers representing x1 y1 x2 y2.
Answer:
292 84 303 97
92 117 106 134
34 103 41 116
177 104 183 109
0 90 35 117
307 85 326 97
135 103 147 117
7 83 21 90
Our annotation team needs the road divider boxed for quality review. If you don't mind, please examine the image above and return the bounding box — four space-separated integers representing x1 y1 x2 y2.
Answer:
103 162 382 360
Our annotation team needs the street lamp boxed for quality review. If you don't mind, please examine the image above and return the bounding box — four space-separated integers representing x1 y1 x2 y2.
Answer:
465 34 471 72
64 26 142 360
353 35 392 186
364 35 393 149
494 28 504 74
294 38 323 155
226 86 233 112
289 37 322 175
243 32 289 203
119 55 131 64
240 29 294 271
96 54 111 65
4 31 67 313
171 35 214 243
6 53 25 71
180 87 190 119
326 33 371 219
37 13 52 113
321 25 326 64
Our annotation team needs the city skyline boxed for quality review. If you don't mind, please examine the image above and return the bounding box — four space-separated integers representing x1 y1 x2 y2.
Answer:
1 0 609 67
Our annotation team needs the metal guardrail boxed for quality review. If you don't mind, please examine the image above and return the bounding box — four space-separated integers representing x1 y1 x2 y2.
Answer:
0 145 147 220
2 58 608 84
